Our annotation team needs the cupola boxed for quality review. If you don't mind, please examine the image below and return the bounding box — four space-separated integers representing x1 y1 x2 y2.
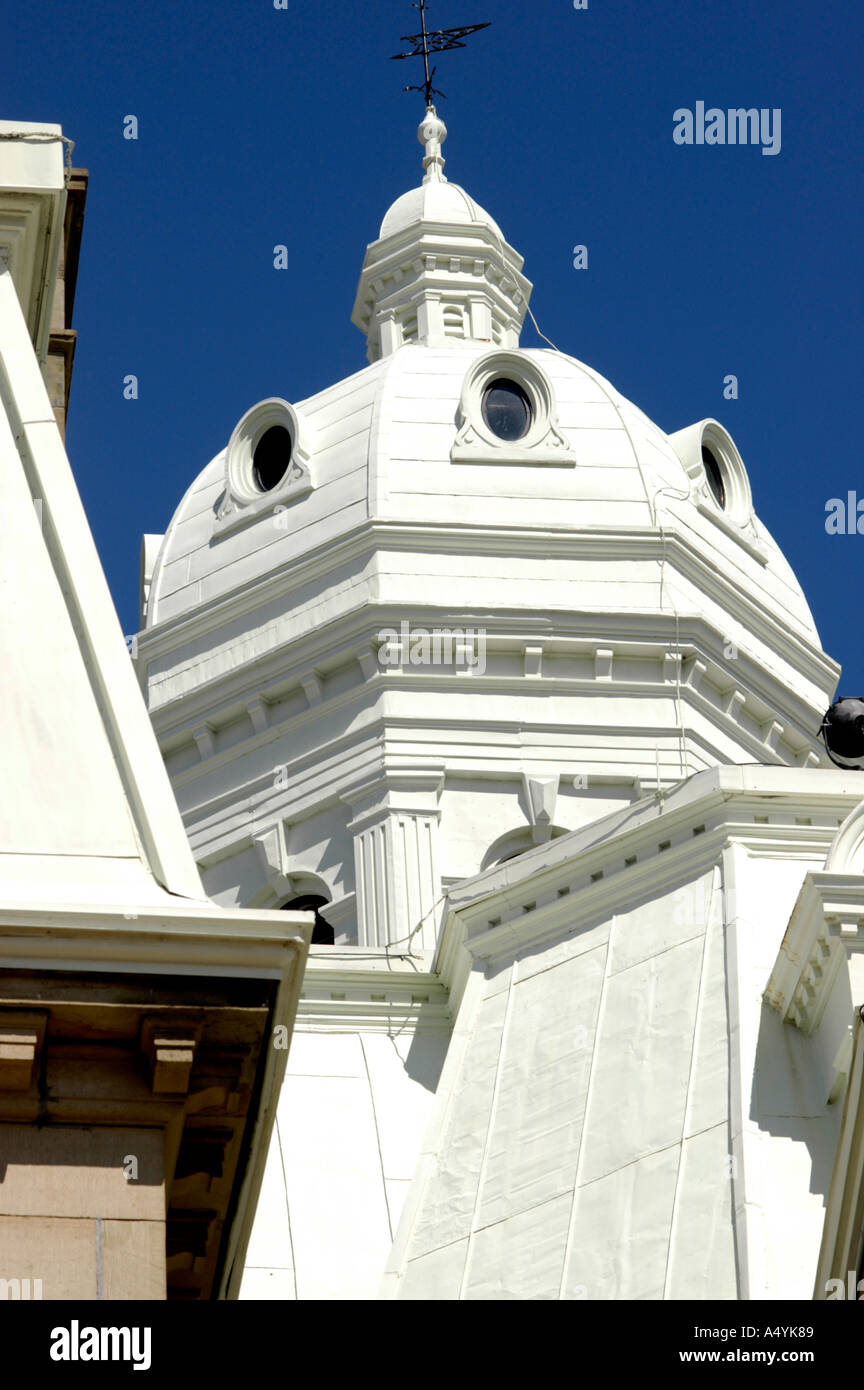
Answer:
351 108 532 361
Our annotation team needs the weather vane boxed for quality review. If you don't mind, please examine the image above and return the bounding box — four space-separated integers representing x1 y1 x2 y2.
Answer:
390 0 491 107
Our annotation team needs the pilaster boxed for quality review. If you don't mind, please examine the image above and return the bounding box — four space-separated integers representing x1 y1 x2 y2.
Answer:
342 769 445 950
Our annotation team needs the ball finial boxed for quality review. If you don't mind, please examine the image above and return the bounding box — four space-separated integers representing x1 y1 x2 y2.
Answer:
418 106 448 183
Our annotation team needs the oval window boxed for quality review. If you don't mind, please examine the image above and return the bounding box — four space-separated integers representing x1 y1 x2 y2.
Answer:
481 379 532 442
701 444 726 510
253 425 293 492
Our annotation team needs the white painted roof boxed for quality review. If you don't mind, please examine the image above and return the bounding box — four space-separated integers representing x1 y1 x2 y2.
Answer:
379 178 503 241
0 180 206 907
147 341 820 651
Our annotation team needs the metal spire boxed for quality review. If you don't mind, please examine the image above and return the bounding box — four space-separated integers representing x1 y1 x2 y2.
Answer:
390 0 490 106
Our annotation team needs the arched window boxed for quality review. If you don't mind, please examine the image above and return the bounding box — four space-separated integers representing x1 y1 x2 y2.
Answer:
479 826 569 872
280 894 335 945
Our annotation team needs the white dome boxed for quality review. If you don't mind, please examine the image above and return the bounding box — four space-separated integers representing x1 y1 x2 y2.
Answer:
146 343 821 653
379 179 504 241
141 113 836 777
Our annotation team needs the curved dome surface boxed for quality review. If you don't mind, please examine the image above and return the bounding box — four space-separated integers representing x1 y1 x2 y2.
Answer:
379 179 504 241
146 342 821 657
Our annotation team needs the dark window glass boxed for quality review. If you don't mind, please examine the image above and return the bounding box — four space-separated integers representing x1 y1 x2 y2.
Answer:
253 425 293 492
281 894 334 945
481 379 532 442
701 445 726 510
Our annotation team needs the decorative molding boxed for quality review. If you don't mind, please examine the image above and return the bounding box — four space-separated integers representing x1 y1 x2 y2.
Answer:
813 1010 864 1296
216 397 313 536
137 521 838 702
523 643 543 677
523 772 559 829
765 872 864 1034
252 824 293 900
246 698 269 736
0 1009 47 1091
192 724 215 760
140 1016 201 1095
826 798 864 875
296 959 450 1033
595 648 613 681
451 351 576 467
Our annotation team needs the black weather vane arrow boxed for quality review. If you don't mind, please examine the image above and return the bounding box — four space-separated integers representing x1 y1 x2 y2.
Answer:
390 0 491 106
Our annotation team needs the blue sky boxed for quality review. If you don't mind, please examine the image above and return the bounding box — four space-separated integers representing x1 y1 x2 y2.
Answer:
6 0 864 698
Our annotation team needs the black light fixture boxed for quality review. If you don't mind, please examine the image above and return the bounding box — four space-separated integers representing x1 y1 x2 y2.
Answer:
819 697 864 770
280 894 335 945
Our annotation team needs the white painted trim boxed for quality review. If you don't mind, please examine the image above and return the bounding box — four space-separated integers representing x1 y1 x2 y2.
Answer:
451 350 576 466
0 267 205 899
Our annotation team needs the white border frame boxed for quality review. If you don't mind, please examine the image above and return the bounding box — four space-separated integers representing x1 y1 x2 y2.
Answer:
668 416 768 563
451 350 576 466
669 417 754 523
217 397 313 534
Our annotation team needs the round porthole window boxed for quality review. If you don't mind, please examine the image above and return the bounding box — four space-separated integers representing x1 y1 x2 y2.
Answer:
481 378 532 442
701 443 726 510
253 425 293 492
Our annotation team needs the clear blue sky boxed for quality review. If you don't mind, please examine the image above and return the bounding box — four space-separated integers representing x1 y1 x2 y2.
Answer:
7 0 864 698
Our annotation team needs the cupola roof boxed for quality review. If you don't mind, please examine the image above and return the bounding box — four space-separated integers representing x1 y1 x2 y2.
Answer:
352 108 530 362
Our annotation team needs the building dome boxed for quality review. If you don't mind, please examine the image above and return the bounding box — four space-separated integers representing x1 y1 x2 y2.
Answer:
146 342 822 658
140 109 837 921
379 178 504 242
379 107 503 241
131 94 855 1313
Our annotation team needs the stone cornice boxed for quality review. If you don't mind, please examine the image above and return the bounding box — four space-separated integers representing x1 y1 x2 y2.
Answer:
137 521 835 696
435 768 864 973
0 900 310 972
765 871 864 1034
145 607 829 744
0 123 67 363
0 898 311 1303
296 953 450 1032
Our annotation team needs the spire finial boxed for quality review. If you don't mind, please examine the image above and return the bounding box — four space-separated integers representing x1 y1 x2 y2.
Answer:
390 0 490 108
418 106 447 183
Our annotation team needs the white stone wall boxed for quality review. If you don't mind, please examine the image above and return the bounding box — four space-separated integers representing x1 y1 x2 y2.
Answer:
240 1026 448 1300
723 845 846 1299
387 869 736 1299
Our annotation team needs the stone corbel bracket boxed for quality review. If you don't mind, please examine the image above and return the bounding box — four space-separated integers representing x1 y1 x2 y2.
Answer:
253 823 293 900
522 772 560 845
140 1015 202 1095
0 1008 48 1091
764 873 864 1035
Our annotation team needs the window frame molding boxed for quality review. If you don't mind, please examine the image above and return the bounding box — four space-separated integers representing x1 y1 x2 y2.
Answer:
451 351 576 467
216 397 313 537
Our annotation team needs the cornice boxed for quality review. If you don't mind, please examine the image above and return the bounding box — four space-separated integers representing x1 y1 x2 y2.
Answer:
145 605 828 742
295 961 450 1039
138 521 835 697
144 616 829 822
295 951 450 1032
162 713 825 866
765 871 864 1034
435 769 864 973
0 897 311 1306
170 699 830 866
0 900 311 973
